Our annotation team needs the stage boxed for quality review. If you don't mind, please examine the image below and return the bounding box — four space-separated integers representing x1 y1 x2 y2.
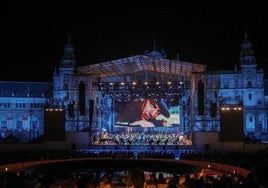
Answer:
78 144 201 160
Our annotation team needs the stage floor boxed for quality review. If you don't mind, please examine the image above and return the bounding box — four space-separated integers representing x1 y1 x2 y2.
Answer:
79 144 201 159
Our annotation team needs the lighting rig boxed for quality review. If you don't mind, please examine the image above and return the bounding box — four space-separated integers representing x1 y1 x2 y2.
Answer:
95 80 185 103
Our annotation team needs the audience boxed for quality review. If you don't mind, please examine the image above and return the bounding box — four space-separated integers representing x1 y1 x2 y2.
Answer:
0 148 267 187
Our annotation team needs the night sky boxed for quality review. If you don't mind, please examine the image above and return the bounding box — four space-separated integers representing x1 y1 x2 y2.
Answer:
1 2 268 82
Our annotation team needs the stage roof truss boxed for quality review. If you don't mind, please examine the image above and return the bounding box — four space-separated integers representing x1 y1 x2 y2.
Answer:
78 55 206 79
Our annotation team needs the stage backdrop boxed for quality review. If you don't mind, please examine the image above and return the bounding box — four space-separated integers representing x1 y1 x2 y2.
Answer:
114 98 180 129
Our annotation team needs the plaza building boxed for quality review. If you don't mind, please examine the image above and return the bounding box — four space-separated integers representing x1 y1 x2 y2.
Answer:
0 31 267 145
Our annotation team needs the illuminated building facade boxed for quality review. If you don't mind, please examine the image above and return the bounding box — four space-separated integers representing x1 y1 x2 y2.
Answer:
0 32 267 144
0 82 52 142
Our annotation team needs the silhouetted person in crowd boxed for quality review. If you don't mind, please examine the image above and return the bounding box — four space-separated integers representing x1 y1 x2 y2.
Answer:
129 169 145 188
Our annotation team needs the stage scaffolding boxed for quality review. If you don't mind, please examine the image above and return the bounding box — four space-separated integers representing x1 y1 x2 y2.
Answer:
77 55 207 146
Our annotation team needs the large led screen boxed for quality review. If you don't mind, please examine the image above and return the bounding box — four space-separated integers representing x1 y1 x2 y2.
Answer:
114 98 180 129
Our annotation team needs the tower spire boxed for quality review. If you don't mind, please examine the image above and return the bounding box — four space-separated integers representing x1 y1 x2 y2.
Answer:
68 32 71 44
144 33 166 59
244 28 248 40
59 33 76 71
153 32 156 51
239 29 256 65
